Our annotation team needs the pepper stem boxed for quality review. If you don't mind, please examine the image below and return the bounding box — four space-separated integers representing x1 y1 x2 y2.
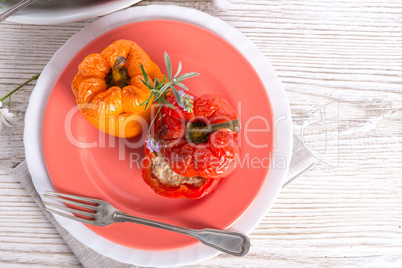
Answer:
185 119 240 144
105 56 130 89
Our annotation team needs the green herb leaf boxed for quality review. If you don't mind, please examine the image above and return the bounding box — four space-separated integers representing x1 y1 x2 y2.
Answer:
157 83 171 97
154 77 167 90
140 64 150 87
140 97 150 106
174 61 182 78
176 72 199 82
164 52 172 81
171 86 183 107
175 81 189 91
158 97 175 109
139 53 199 136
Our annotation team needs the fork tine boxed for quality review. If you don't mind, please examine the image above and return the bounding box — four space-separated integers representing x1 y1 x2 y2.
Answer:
45 191 102 204
44 192 98 210
45 207 95 225
43 201 96 218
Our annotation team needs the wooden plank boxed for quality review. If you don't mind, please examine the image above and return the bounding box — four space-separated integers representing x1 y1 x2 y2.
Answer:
0 0 401 267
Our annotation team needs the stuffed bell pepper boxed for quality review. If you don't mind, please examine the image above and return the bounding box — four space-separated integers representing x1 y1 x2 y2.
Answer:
140 53 241 199
71 40 164 138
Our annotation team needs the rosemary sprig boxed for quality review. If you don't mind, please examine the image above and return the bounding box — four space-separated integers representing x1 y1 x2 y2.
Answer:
140 52 199 136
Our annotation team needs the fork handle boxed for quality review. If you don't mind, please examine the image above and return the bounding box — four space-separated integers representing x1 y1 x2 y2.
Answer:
114 212 250 256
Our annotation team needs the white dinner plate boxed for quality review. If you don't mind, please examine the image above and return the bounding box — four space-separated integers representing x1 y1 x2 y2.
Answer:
24 5 292 267
1 0 142 25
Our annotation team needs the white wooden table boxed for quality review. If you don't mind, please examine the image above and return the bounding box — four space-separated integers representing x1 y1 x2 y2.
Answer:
1 0 401 267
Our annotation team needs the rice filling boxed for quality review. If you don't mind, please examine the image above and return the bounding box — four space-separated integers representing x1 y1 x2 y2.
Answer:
152 153 206 187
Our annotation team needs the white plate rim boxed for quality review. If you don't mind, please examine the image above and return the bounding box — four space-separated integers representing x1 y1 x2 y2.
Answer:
2 0 142 25
24 5 293 267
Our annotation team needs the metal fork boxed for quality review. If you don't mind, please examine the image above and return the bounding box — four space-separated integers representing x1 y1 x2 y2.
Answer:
0 0 38 22
44 191 250 256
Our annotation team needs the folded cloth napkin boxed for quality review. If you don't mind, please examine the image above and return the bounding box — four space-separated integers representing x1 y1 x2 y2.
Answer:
12 133 315 268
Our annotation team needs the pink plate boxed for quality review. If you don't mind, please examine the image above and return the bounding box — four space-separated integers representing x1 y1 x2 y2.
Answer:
42 20 274 251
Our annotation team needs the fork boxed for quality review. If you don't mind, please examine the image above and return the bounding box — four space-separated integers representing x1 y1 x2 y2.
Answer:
0 0 38 22
44 191 250 256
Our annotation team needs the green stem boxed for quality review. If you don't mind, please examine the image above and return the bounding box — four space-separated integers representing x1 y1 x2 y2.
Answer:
185 119 241 144
148 103 163 136
0 73 41 102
